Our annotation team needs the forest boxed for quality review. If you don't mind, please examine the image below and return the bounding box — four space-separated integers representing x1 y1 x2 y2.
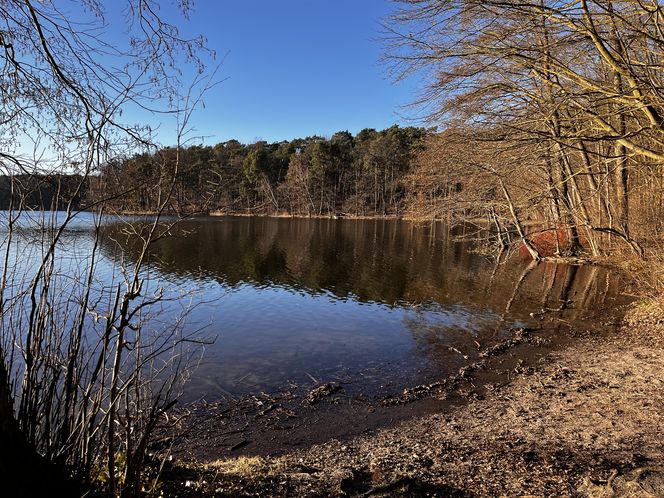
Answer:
0 126 431 217
92 126 430 218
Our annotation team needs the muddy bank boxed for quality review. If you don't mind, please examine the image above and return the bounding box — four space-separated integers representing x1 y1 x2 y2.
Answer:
158 301 664 497
167 324 571 462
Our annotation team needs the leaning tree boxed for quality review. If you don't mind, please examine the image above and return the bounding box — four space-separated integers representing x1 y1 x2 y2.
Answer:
386 0 664 257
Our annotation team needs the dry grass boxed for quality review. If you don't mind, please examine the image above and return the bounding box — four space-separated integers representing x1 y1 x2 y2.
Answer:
621 242 664 307
207 456 267 476
205 456 288 478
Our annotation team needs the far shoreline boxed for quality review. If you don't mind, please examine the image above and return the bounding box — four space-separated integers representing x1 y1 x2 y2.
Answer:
110 209 420 221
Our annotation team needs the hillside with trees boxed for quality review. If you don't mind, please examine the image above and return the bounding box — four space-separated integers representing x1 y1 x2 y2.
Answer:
93 126 429 217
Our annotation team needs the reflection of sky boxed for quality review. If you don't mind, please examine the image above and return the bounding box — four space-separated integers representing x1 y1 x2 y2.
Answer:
181 284 471 399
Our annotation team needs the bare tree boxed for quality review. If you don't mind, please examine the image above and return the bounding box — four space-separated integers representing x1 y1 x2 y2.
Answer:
0 1 216 496
386 0 664 258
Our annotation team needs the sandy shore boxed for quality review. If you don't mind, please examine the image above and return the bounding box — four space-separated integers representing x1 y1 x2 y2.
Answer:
160 301 664 497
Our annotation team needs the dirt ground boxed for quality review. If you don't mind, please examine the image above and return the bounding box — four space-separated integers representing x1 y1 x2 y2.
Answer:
161 301 664 497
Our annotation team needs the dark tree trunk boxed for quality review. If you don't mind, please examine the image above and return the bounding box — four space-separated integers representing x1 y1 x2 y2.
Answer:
0 355 79 497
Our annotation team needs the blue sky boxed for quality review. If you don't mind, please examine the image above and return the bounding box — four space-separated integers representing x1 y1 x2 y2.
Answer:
163 0 419 144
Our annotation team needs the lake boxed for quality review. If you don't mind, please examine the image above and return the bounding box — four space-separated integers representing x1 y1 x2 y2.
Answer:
1 213 631 402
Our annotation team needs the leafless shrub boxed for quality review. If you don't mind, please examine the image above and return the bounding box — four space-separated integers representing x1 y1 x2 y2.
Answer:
0 1 218 496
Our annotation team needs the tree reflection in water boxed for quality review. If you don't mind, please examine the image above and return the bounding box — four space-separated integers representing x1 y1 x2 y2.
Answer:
100 216 631 400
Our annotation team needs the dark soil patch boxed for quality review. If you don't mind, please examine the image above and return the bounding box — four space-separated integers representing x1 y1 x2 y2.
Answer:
166 325 569 463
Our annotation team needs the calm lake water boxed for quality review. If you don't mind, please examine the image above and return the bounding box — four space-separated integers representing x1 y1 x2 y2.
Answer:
1 213 631 402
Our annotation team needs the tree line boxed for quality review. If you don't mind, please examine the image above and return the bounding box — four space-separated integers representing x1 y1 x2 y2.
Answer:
93 126 429 217
0 174 87 211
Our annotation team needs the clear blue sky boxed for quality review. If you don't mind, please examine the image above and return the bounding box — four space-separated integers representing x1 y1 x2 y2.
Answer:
169 0 418 145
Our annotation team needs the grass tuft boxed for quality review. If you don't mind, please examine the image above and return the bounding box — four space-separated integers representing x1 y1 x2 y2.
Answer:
207 456 269 476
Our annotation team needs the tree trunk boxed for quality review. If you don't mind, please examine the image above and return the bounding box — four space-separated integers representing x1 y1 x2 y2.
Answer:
0 354 78 497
